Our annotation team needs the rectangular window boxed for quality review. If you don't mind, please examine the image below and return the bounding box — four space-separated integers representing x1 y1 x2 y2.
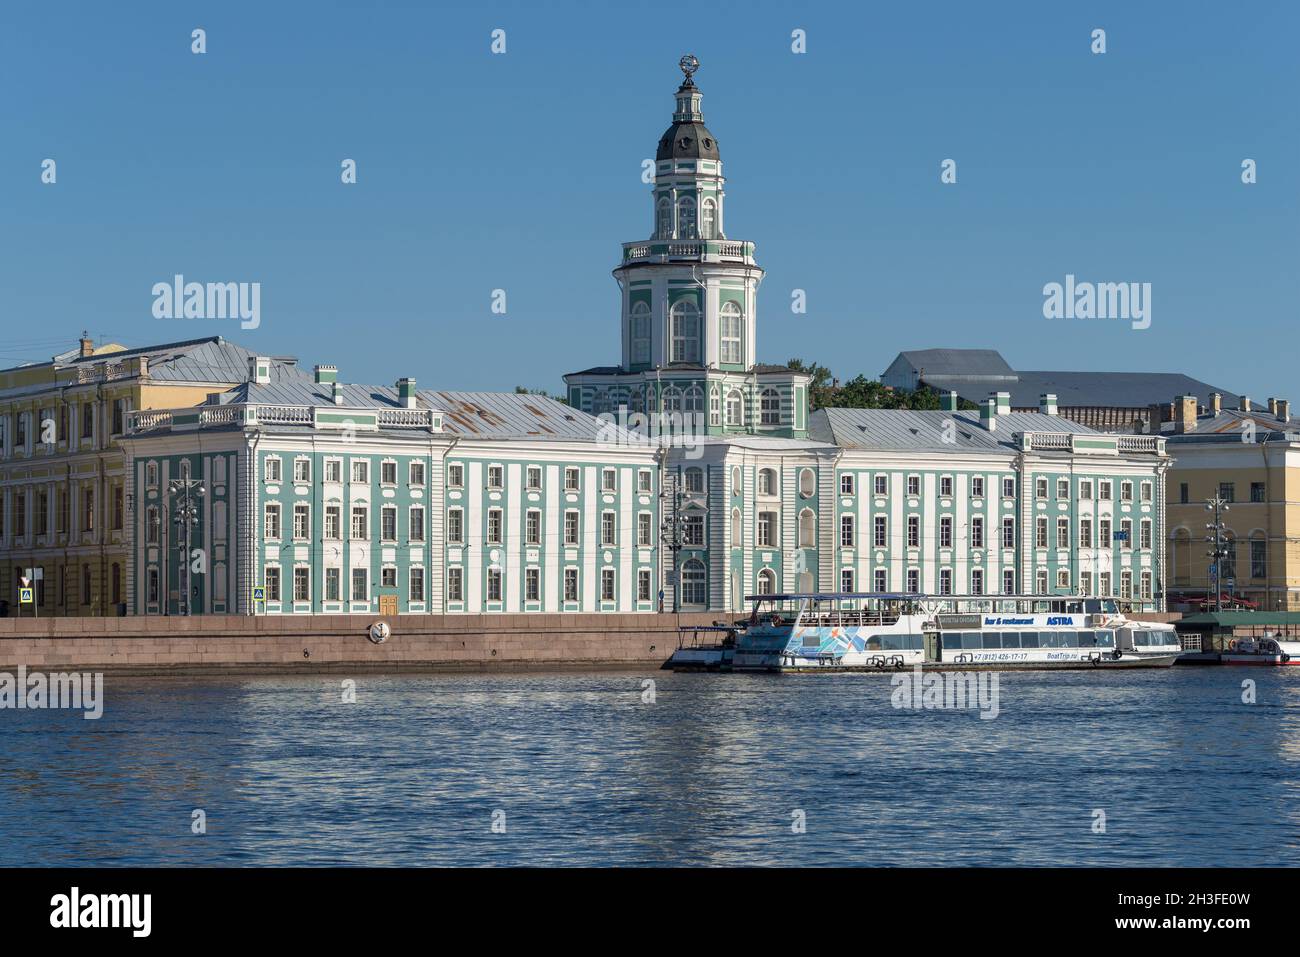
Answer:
325 567 341 601
1120 481 1133 502
638 470 652 493
525 568 539 602
601 568 615 601
602 468 617 492
1140 520 1152 550
1003 569 1016 594
971 477 984 499
874 475 888 495
564 568 579 602
971 568 984 595
1250 482 1266 503
264 503 282 540
1036 478 1048 499
1099 480 1112 501
410 567 425 602
940 515 953 548
488 465 504 489
1100 572 1111 596
448 464 464 488
601 512 616 545
840 515 855 548
758 512 775 547
841 569 855 593
81 404 94 439
1080 480 1093 500
447 567 463 601
1120 519 1133 550
409 506 425 542
265 566 281 602
381 461 397 485
683 514 704 546
381 506 397 541
293 503 310 540
265 457 282 482
1057 569 1070 590
1002 477 1015 498
1179 482 1189 504
1056 518 1069 549
447 509 463 544
1002 517 1015 548
293 458 311 483
840 474 855 495
487 568 502 602
351 568 368 601
1080 518 1092 548
351 506 368 540
1080 571 1093 597
971 517 984 549
564 511 579 546
526 466 542 490
409 461 425 486
321 505 340 540
938 568 953 595
1035 517 1047 548
907 475 920 496
1099 518 1111 546
293 566 310 602
907 515 919 548
526 510 541 545
1057 478 1069 500
565 467 580 491
325 458 342 483
1140 481 1153 503
638 569 652 601
940 476 953 497
874 569 887 592
352 460 369 484
1120 571 1133 600
906 569 919 593
487 509 502 544
874 515 887 548
638 512 652 547
1035 568 1048 593
112 486 124 530
1140 571 1152 601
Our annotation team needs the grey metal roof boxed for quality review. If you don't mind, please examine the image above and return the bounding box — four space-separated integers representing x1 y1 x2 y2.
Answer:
1163 409 1300 444
923 370 1241 410
895 349 1016 378
810 407 1096 453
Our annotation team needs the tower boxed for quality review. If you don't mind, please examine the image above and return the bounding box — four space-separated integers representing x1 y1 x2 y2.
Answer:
565 55 810 437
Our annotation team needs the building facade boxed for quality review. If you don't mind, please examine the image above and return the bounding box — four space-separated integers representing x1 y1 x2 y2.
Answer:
0 335 298 616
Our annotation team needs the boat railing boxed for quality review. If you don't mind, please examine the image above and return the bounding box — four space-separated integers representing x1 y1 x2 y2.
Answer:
676 624 736 649
798 612 902 629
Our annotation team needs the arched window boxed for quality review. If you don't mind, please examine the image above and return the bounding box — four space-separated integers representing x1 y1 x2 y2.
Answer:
682 385 704 413
719 301 743 365
799 508 815 547
756 568 776 595
758 468 777 496
630 301 651 364
731 508 742 545
799 468 815 498
701 198 717 239
669 300 700 363
731 466 742 495
677 196 697 239
656 196 672 239
662 387 683 412
725 390 744 428
760 388 781 426
681 559 707 607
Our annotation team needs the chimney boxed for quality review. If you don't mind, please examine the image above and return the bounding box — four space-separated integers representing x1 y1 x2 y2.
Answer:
941 390 958 413
1174 394 1197 434
79 331 94 358
397 377 417 409
980 397 998 432
314 364 338 385
1209 392 1222 415
1039 393 1058 416
1240 395 1252 413
248 356 271 385
1268 397 1278 417
993 391 1011 415
332 381 344 406
1278 399 1290 423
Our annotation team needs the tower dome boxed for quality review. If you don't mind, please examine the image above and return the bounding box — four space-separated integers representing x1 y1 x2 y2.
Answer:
656 54 720 161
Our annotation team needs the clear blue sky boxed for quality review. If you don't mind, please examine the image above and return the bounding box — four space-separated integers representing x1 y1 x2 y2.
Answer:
2 1 1296 399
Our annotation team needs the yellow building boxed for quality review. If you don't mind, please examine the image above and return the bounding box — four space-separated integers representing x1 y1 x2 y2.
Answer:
0 335 301 616
1163 393 1300 611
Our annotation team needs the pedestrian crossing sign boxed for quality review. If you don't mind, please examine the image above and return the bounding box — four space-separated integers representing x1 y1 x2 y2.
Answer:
253 586 266 603
19 587 34 604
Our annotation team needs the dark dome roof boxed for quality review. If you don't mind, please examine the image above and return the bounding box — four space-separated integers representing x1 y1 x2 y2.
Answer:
656 121 720 161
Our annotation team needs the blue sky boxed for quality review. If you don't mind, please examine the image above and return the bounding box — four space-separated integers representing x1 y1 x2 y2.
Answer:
1 1 1296 399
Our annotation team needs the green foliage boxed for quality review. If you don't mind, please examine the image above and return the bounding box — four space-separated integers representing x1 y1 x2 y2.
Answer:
788 359 975 411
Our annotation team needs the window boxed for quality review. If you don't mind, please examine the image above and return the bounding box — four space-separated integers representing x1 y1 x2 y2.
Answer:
564 511 579 546
265 566 281 602
972 517 985 548
719 301 743 364
448 567 463 602
1251 482 1266 503
601 568 616 602
351 568 368 601
874 569 888 592
1140 519 1152 550
112 486 124 531
686 468 705 494
293 504 310 540
1140 571 1152 601
670 300 701 363
1081 572 1093 596
1035 517 1047 548
638 569 652 602
939 569 952 595
677 196 697 239
971 569 984 595
1099 518 1111 547
701 198 717 239
1099 480 1112 501
325 568 341 601
875 475 888 495
381 506 397 541
841 569 855 593
1179 482 1189 504
906 569 919 594
525 567 539 602
630 300 651 364
411 567 426 603
907 515 920 548
601 512 616 546
1251 538 1267 579
1120 481 1133 502
146 505 160 544
1002 477 1015 499
81 404 93 439
565 468 580 491
487 569 502 602
756 569 775 595
147 567 160 604
409 506 425 542
324 458 342 483
940 476 953 497
725 390 744 427
1099 572 1111 596
638 470 652 493
405 461 424 486
564 568 578 602
760 389 780 426
1035 478 1048 499
487 465 503 489
487 508 502 544
655 197 671 239
1140 481 1153 503
907 475 920 497
874 515 887 548
146 462 159 488
939 515 953 548
351 460 369 484
1035 568 1048 593
683 514 704 546
525 466 541 490
1120 571 1133 600
293 567 310 602
351 506 368 540
446 509 462 544
1120 519 1133 550
681 560 706 606
1056 518 1069 549
265 457 282 482
526 510 541 545
757 469 775 496
1003 569 1016 595
971 477 984 499
264 503 282 540
1080 518 1092 548
448 464 464 488
293 458 311 483
755 512 775 547
1080 480 1093 500
602 468 617 492
839 473 854 495
638 513 653 547
1057 569 1070 590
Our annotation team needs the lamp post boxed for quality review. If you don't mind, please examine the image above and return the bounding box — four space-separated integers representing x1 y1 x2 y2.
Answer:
1204 496 1230 614
659 471 686 613
169 478 206 616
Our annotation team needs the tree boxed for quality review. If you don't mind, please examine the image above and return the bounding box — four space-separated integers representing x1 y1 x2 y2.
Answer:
787 359 972 411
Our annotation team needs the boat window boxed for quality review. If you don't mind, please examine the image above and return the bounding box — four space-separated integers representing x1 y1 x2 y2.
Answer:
1096 630 1114 647
942 634 962 650
1078 631 1096 647
1000 632 1021 649
961 633 982 650
981 633 1002 649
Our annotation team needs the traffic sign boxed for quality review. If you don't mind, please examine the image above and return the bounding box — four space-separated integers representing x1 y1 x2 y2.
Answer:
252 586 266 602
18 587 34 604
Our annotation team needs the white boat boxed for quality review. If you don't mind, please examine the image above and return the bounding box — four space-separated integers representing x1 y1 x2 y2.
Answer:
688 593 1182 672
1219 634 1300 666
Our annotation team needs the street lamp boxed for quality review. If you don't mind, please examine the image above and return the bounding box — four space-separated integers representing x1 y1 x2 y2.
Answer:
1204 496 1230 614
659 474 687 613
168 478 206 616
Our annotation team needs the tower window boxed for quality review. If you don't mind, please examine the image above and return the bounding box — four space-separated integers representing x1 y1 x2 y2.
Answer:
669 300 700 363
630 300 651 364
719 301 743 364
656 196 672 239
701 198 717 239
725 390 744 427
676 196 697 239
760 388 781 426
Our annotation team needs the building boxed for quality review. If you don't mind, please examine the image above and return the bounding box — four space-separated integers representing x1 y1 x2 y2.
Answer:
119 361 662 615
881 348 1240 433
0 335 301 616
1162 393 1300 610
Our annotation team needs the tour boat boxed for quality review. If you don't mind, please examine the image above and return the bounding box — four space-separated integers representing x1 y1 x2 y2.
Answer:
1219 635 1300 666
667 593 1182 672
